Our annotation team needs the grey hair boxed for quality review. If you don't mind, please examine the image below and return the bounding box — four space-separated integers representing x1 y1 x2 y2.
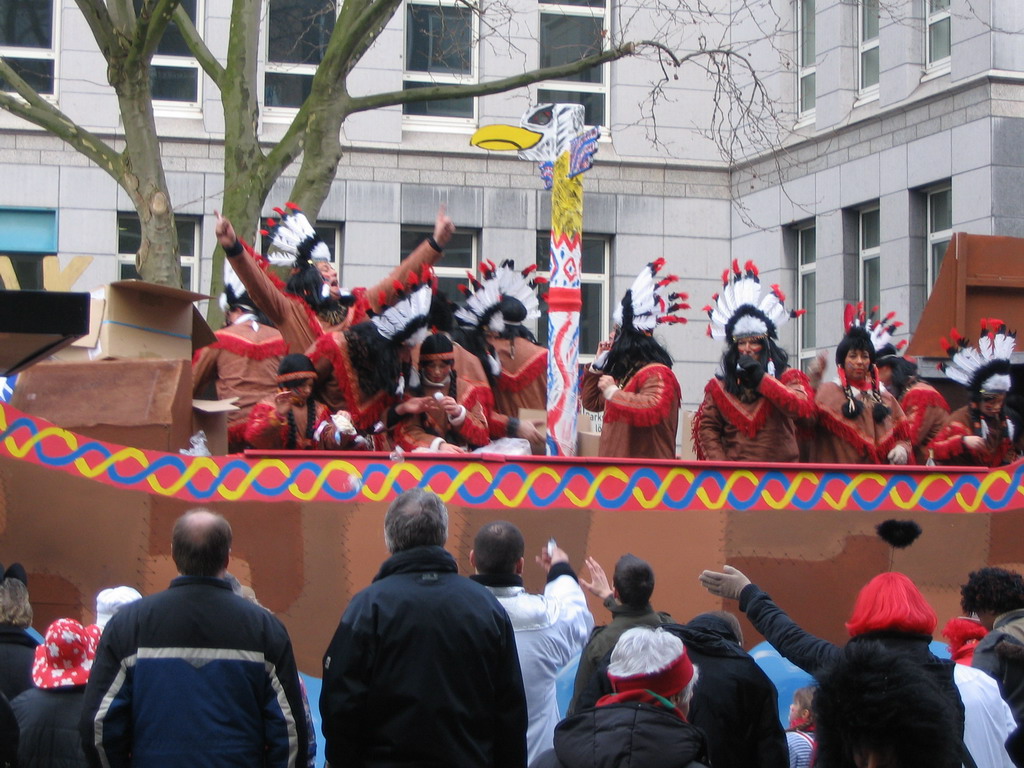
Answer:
384 488 448 553
608 626 700 706
0 578 32 628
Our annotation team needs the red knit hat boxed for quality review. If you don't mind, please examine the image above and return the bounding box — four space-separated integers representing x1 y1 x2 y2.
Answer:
607 643 694 698
32 618 93 689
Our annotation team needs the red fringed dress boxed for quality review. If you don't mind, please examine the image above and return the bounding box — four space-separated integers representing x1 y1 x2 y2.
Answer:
580 364 681 460
693 368 815 462
930 405 1020 467
811 380 912 464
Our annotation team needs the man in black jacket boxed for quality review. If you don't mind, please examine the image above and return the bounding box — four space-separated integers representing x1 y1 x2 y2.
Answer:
320 488 528 768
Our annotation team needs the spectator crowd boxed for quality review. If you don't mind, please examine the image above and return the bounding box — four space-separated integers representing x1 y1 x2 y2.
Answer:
2 492 1023 767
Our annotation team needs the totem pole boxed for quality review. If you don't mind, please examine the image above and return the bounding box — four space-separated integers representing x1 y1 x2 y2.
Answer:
470 104 600 455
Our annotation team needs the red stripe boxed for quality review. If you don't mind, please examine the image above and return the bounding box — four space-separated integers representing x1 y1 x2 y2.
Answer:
547 287 582 312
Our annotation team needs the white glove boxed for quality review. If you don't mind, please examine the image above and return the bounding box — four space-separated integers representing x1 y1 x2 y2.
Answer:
698 565 751 601
887 444 909 465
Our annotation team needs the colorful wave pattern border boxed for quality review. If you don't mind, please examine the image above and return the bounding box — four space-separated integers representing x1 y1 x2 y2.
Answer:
2 402 1022 513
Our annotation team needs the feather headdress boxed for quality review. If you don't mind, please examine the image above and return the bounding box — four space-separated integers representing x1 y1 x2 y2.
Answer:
371 268 435 348
495 260 545 324
613 259 689 335
219 258 255 315
940 319 1015 394
703 260 803 343
455 261 505 334
260 202 332 267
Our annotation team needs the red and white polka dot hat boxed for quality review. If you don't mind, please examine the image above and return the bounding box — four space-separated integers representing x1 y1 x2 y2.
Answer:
32 618 93 689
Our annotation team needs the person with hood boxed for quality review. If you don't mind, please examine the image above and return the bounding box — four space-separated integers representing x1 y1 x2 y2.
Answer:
810 304 912 464
469 521 593 764
698 565 972 763
872 319 950 465
214 204 453 354
581 260 686 460
694 259 814 462
814 640 963 768
530 626 709 768
11 618 95 768
931 321 1022 467
192 259 287 451
0 563 37 702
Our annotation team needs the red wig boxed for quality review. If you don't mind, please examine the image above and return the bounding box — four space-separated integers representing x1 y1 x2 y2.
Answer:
845 572 937 637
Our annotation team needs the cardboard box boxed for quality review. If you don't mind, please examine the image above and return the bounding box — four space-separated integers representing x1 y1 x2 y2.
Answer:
61 281 214 361
12 359 194 452
192 398 239 456
577 430 602 457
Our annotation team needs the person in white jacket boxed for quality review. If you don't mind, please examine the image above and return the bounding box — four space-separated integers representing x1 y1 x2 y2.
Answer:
470 522 594 765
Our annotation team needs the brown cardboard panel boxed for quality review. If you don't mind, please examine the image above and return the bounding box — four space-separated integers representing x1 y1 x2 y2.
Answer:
578 431 601 457
192 398 239 456
11 359 193 452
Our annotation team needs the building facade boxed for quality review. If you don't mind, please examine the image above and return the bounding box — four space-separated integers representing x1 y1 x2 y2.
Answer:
0 0 1021 413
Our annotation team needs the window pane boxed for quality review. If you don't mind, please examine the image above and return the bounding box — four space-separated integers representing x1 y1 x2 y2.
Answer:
799 227 816 266
268 0 335 65
800 0 815 64
406 4 472 75
929 17 951 62
265 72 313 108
176 220 196 257
930 0 950 11
581 237 606 274
119 261 140 281
151 66 198 101
863 257 880 311
540 14 603 84
800 72 815 113
400 229 474 269
800 272 816 347
540 0 605 7
0 58 54 94
861 209 880 249
0 1 52 47
929 189 952 232
861 0 879 40
537 88 605 126
118 215 143 255
931 239 949 279
144 0 197 56
861 47 879 88
402 82 474 118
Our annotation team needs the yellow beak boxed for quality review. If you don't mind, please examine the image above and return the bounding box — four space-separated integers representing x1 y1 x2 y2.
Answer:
470 124 543 151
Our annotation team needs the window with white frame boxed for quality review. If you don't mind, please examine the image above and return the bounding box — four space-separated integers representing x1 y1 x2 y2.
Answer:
134 0 201 104
796 224 817 370
858 206 880 312
403 0 475 121
265 0 336 110
798 0 816 115
926 185 952 292
537 0 609 127
859 0 879 93
118 213 200 290
0 0 56 95
400 226 477 299
535 234 610 360
0 208 57 290
926 0 951 67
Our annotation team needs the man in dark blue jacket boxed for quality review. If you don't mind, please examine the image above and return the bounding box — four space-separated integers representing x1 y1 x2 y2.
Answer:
320 488 528 767
80 509 308 768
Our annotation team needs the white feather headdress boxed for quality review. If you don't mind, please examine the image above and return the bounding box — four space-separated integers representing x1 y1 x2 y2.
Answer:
370 269 435 348
613 258 688 334
455 261 505 334
941 319 1016 394
260 202 332 267
703 260 802 342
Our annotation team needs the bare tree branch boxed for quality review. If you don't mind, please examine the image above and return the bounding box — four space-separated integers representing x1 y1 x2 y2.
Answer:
173 2 224 83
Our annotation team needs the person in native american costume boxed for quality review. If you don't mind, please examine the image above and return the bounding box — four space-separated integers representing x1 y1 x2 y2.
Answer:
810 304 912 464
692 260 814 462
244 354 361 450
214 204 453 354
930 320 1023 467
308 270 434 449
192 259 287 452
454 261 547 452
392 333 492 453
580 260 686 460
872 313 950 465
